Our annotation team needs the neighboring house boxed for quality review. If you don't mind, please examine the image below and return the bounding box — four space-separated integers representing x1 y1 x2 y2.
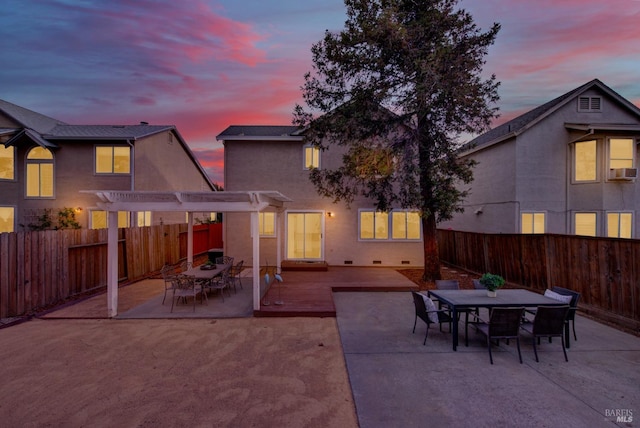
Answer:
0 99 215 232
217 126 424 268
439 79 640 238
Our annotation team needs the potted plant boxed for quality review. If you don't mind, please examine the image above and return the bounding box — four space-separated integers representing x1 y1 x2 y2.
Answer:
479 273 505 297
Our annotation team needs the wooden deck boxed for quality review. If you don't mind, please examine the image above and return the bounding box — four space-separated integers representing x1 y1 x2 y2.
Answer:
255 267 418 317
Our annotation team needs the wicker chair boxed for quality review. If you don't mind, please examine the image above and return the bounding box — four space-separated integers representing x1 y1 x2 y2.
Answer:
470 307 524 364
521 305 570 362
411 291 452 345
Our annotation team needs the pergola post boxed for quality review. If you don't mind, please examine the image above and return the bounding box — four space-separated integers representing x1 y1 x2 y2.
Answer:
251 211 260 311
187 212 194 264
107 210 119 318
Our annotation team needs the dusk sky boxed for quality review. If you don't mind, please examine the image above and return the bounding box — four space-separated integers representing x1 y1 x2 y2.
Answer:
2 0 640 185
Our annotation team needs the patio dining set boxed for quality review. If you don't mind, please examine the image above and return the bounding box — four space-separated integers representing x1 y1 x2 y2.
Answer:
412 279 581 364
160 257 244 312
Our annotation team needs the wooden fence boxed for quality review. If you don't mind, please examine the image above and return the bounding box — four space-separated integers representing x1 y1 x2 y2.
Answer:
437 229 640 333
0 223 223 318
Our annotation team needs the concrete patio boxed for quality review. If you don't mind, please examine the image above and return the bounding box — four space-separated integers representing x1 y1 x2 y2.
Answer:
1 267 638 427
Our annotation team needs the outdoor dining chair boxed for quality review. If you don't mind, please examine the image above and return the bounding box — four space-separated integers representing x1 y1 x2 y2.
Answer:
205 269 232 302
469 307 524 364
411 291 453 345
228 260 244 292
170 275 205 313
435 279 477 321
551 286 580 342
160 264 177 305
521 305 570 362
215 256 234 266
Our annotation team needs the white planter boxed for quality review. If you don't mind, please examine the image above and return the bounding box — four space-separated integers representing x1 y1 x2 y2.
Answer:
486 290 497 298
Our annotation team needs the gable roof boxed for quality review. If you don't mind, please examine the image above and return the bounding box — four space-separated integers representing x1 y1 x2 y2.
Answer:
0 99 67 134
462 79 640 154
217 125 304 142
44 124 176 140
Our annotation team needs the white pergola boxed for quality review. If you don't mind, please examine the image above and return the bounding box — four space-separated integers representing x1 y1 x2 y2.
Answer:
86 190 292 317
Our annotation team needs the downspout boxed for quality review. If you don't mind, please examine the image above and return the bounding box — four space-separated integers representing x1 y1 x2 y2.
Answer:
127 139 134 191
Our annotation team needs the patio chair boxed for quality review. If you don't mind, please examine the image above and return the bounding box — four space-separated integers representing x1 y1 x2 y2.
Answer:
228 260 244 292
215 256 234 266
411 291 452 345
435 279 476 321
170 275 205 312
472 279 484 289
551 286 580 342
521 305 570 362
469 307 524 364
205 269 231 302
160 264 177 305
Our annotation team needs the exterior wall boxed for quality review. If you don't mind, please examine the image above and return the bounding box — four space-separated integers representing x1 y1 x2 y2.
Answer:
442 86 640 237
0 129 212 230
223 138 424 268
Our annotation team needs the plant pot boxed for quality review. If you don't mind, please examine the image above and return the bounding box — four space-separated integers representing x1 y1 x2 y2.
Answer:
487 290 497 298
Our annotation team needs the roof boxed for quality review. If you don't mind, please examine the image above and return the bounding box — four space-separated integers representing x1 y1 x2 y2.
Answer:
462 79 640 154
216 125 304 142
44 124 176 140
0 99 67 133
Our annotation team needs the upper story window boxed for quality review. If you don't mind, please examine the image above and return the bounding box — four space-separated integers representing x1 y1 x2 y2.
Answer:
259 212 276 237
521 212 545 234
26 147 54 198
96 146 131 174
608 138 634 169
607 212 632 239
0 206 15 233
574 140 597 182
574 212 597 237
0 145 15 180
578 96 601 112
359 210 421 241
304 145 320 170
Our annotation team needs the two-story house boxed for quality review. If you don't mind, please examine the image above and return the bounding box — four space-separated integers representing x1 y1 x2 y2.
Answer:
439 79 640 238
218 125 424 269
0 99 215 232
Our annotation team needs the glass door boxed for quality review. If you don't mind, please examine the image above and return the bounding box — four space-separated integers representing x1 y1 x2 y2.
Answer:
286 212 323 260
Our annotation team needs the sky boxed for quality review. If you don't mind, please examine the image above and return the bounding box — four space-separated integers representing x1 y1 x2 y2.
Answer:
2 0 640 186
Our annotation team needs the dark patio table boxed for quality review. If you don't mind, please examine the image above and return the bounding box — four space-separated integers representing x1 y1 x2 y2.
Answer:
427 289 568 351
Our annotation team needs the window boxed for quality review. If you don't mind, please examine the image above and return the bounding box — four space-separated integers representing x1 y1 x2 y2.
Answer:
0 206 14 233
137 211 151 227
574 140 597 182
0 145 15 180
95 146 131 174
91 210 130 229
521 212 545 234
304 145 320 169
26 147 54 197
608 138 634 169
574 213 597 237
360 210 421 241
607 212 632 238
391 211 421 239
259 212 276 237
578 96 601 112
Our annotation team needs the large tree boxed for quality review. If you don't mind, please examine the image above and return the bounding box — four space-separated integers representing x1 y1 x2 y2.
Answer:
293 0 500 280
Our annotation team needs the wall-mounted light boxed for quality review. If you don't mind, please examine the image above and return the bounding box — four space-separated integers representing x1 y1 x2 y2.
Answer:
75 207 83 213
326 211 334 218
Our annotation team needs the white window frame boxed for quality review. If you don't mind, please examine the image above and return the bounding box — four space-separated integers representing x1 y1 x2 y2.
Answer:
259 212 276 237
303 144 320 170
359 209 422 241
0 145 15 181
607 137 635 170
574 212 597 237
573 140 598 183
606 211 633 239
25 146 54 198
95 145 131 175
520 211 546 234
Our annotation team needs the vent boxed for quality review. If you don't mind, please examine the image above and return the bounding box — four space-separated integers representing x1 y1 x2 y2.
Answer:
344 260 353 265
609 168 638 180
578 96 602 112
372 260 382 265
401 260 411 265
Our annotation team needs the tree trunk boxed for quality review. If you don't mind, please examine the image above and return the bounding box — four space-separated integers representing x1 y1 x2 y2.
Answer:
421 213 441 281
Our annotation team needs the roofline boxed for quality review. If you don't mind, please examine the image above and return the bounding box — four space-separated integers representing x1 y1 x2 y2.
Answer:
216 135 305 142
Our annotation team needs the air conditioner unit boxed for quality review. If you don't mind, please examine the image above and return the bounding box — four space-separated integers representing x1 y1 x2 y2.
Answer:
609 168 638 180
